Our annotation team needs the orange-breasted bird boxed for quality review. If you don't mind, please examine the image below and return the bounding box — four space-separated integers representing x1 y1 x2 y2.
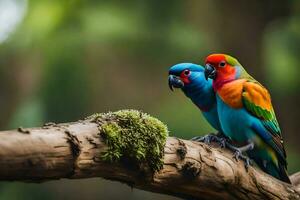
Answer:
204 54 290 183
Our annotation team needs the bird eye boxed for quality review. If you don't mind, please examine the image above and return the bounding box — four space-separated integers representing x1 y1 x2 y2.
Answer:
219 61 226 67
182 69 191 76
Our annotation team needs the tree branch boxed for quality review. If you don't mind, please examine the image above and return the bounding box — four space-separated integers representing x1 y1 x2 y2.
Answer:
0 110 299 200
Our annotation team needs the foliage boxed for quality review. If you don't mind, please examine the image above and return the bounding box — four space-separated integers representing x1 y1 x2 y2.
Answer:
92 110 168 172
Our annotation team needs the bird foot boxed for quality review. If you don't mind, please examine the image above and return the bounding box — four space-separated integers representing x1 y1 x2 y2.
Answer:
191 134 227 148
233 149 253 171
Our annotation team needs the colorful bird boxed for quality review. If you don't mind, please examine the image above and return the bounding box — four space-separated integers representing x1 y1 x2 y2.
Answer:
168 63 225 144
204 53 290 183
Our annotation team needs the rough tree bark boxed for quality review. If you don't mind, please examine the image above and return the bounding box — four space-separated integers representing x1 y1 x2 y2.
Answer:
0 110 299 200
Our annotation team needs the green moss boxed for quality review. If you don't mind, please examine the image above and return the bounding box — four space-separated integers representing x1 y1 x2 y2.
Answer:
92 110 168 172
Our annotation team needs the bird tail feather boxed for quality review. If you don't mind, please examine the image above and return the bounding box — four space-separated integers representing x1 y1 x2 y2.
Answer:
278 163 291 184
250 155 291 184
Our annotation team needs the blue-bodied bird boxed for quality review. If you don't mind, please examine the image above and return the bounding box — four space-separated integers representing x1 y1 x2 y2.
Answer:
168 63 225 144
204 54 290 183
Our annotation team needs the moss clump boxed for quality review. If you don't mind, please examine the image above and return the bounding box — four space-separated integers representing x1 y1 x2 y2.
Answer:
94 110 168 172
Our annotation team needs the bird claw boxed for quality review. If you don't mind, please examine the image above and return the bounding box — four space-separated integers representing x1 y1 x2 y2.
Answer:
233 149 253 171
191 134 227 148
191 134 212 143
218 138 226 148
233 149 242 161
193 135 254 171
244 158 252 171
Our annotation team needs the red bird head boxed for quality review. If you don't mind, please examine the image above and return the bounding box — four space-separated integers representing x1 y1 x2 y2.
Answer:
204 53 241 81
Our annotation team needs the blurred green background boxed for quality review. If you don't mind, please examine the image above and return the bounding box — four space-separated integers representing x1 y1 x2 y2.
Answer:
0 0 299 199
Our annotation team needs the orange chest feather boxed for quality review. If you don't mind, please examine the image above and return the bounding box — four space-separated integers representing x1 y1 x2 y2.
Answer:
217 79 247 109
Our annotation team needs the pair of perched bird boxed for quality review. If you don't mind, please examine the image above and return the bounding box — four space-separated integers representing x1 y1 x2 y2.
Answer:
168 53 291 183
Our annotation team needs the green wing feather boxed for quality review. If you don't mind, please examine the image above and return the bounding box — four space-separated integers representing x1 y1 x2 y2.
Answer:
242 80 287 164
